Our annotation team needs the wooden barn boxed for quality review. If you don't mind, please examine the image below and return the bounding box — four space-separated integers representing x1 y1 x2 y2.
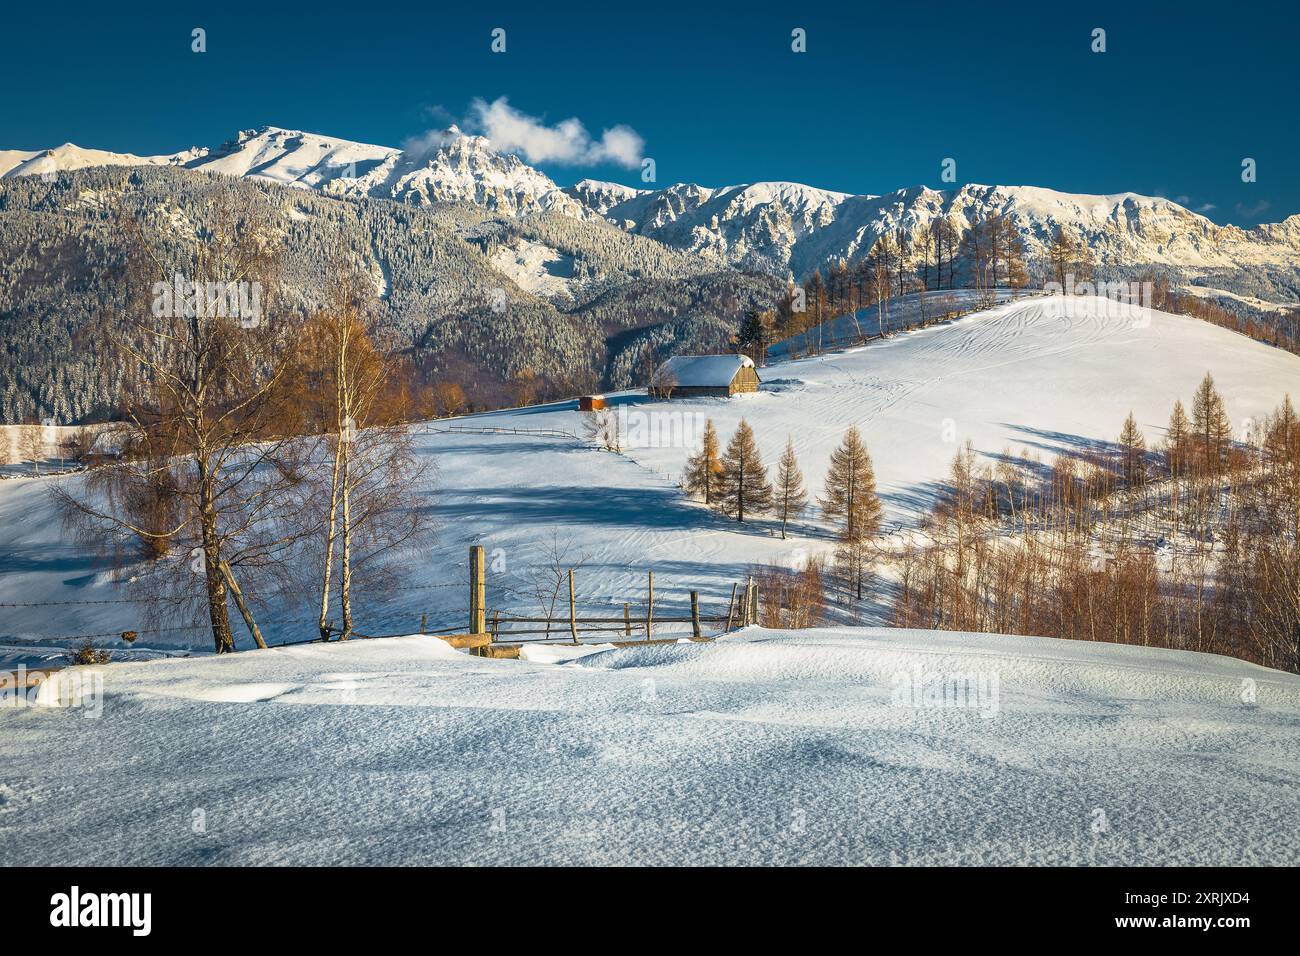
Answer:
578 394 606 411
649 354 760 399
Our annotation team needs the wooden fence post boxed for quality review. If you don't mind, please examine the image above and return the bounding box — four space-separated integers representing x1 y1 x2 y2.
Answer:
491 609 499 643
725 583 738 632
750 580 760 626
646 571 654 642
690 590 701 639
470 545 485 635
568 569 579 644
624 603 632 637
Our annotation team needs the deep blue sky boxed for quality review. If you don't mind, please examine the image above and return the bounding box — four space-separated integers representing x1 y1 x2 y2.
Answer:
2 0 1294 225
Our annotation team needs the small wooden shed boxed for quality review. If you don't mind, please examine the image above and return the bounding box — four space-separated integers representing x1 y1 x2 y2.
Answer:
650 354 760 399
578 394 607 411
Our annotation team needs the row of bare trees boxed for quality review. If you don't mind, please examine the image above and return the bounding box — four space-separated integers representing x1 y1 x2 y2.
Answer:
766 214 1061 351
54 183 431 653
753 558 828 630
892 376 1300 672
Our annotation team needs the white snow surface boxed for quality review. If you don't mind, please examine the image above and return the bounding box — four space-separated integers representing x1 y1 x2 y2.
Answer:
488 237 575 298
4 295 1300 865
0 143 204 179
1 626 1296 865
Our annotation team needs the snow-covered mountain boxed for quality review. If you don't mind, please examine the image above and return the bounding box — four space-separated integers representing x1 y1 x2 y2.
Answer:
2 126 593 220
569 179 1300 282
561 180 865 275
0 142 207 179
6 125 1299 290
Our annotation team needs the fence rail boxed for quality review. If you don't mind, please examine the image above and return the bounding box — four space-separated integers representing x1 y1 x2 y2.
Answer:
2 546 762 655
432 424 578 440
331 549 761 649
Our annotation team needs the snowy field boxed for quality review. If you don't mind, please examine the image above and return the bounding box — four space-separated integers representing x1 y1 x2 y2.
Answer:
2 626 1296 865
768 287 1025 356
4 294 1300 659
4 294 1300 866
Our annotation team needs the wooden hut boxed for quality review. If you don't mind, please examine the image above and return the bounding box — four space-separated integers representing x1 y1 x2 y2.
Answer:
649 354 760 399
578 395 607 411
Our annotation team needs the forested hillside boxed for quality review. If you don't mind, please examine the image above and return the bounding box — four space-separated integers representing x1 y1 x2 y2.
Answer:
0 167 781 423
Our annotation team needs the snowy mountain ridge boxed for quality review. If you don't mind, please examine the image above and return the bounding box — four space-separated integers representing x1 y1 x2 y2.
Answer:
5 125 1299 289
1 126 593 220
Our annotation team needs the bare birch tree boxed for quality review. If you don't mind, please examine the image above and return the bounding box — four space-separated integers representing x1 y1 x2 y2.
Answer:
300 271 431 641
55 182 301 653
18 423 45 475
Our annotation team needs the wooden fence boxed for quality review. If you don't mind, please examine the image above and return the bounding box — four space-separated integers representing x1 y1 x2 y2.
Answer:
351 546 764 650
318 545 760 653
460 546 759 648
432 424 578 440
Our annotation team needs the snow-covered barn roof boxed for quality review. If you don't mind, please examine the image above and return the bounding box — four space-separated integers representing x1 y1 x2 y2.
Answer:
656 354 756 387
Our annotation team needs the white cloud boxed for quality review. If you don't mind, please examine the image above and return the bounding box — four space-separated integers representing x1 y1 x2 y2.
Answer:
468 97 644 168
1234 199 1271 218
594 124 644 167
401 128 459 159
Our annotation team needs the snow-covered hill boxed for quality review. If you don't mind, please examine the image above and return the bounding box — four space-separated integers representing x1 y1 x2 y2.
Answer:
2 626 1296 865
4 295 1300 866
7 125 1298 291
5 295 1300 659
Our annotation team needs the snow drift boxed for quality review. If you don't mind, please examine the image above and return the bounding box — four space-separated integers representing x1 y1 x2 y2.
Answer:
1 627 1296 865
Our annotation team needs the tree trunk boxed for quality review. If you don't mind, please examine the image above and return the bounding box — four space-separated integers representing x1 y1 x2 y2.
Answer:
319 320 350 640
198 467 235 653
339 438 354 641
220 560 268 649
318 435 343 639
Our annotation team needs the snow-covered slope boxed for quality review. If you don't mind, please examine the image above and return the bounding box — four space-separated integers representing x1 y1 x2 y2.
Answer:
4 295 1300 657
0 142 205 179
2 626 1296 864
188 126 395 190
563 178 651 216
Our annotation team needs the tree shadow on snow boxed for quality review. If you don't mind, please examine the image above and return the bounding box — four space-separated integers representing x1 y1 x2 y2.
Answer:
996 423 1124 461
